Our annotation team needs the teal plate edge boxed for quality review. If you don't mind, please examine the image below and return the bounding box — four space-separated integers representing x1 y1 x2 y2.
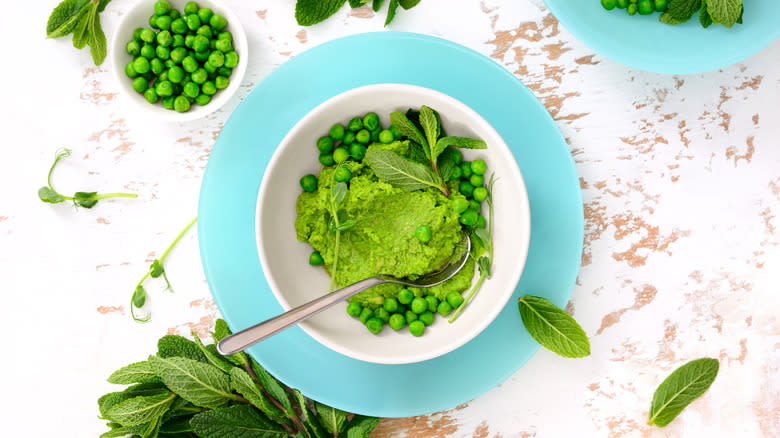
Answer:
198 31 584 418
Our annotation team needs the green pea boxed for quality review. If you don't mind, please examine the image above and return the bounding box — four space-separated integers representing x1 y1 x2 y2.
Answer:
348 117 363 132
476 214 487 229
451 148 463 165
133 57 150 74
158 70 169 82
374 308 390 323
161 95 175 110
404 310 417 323
315 137 333 154
415 225 432 243
318 153 335 166
437 301 453 316
330 124 345 141
376 129 393 144
459 209 478 226
470 174 484 188
155 80 173 97
470 159 486 175
333 166 351 183
398 289 414 305
638 0 653 14
627 4 638 14
196 25 213 40
148 15 159 29
460 162 473 178
389 125 402 140
126 40 140 56
224 51 239 68
363 112 380 131
300 174 318 193
156 45 170 60
356 129 370 145
410 297 427 314
459 181 474 197
191 68 208 84
183 82 200 98
601 0 617 9
208 51 225 68
193 35 210 53
217 67 232 77
215 38 233 53
446 291 464 309
195 94 211 106
617 0 628 7
451 166 462 180
419 311 435 326
165 66 183 83
170 47 187 64
202 81 217 95
133 27 144 41
156 15 172 30
154 0 172 15
218 31 233 41
143 88 159 104
150 58 165 75
473 187 488 202
349 143 366 161
198 7 213 24
346 301 362 317
388 313 406 330
140 44 156 59
215 76 229 89
424 295 439 312
125 62 138 78
453 197 469 214
408 320 425 336
333 148 350 164
342 131 356 145
359 307 373 324
173 34 185 48
467 200 480 215
132 76 148 93
171 18 188 34
654 0 668 10
210 39 217 51
184 1 199 15
366 317 384 334
383 297 399 313
164 59 175 69
172 83 183 96
203 61 217 75
173 95 191 113
185 14 201 31
370 129 381 143
209 13 228 31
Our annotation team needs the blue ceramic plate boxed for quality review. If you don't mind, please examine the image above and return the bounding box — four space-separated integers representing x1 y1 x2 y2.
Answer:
544 0 780 74
198 32 583 418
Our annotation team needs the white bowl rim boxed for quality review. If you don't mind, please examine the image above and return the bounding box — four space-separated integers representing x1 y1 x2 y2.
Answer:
256 83 531 364
110 0 248 122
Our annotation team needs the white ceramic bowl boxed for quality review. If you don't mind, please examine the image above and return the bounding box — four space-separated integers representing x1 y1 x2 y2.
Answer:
111 0 247 122
257 84 531 364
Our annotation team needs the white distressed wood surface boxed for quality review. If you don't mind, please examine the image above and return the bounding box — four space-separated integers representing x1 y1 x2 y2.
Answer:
3 0 779 437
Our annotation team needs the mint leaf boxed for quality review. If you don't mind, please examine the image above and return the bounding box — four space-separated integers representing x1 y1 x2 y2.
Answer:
105 391 175 427
149 355 238 409
108 361 161 385
389 111 427 153
46 0 90 38
212 319 251 367
189 405 288 438
372 0 384 11
100 427 133 438
97 0 111 12
648 358 719 427
700 0 713 27
87 8 107 65
229 367 288 425
707 0 742 27
72 11 91 48
419 106 440 159
345 415 380 438
438 149 456 181
38 186 65 203
434 136 487 157
160 416 193 433
250 360 293 413
517 295 590 358
191 334 234 374
660 12 691 24
399 0 421 8
291 389 327 438
662 0 701 21
408 142 428 164
158 335 209 363
99 383 169 418
74 191 99 208
348 0 369 7
385 0 399 25
315 402 348 436
295 0 348 26
364 148 443 192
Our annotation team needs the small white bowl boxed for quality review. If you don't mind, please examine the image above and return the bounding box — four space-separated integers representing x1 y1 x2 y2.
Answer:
257 84 531 364
111 0 247 122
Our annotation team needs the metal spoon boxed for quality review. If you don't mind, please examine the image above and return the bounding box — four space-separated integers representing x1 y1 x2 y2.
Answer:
217 237 471 355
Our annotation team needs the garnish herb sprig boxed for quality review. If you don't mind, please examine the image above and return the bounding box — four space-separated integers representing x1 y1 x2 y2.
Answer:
46 0 110 65
38 148 138 208
648 358 719 427
99 320 379 438
131 217 198 323
295 0 421 27
327 179 355 292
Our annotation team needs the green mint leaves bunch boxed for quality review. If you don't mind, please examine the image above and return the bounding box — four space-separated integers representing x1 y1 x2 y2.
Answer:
38 148 138 208
296 0 421 27
99 320 379 438
46 0 111 65
131 217 198 323
660 0 743 28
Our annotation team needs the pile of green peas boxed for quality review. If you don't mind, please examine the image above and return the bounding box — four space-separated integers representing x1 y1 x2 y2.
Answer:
124 1 239 112
601 0 668 16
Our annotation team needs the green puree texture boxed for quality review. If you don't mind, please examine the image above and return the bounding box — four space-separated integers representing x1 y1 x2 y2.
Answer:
296 141 474 308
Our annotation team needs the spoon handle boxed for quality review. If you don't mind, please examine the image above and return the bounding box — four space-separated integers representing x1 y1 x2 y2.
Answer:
217 276 387 355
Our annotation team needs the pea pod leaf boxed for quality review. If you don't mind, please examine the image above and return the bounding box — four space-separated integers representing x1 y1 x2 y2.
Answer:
46 0 91 38
648 358 719 427
38 187 65 204
74 191 99 208
517 295 590 358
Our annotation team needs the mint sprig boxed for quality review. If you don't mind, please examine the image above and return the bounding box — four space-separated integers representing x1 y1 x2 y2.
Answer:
295 0 421 26
648 358 719 427
46 0 110 65
659 0 742 28
517 295 591 358
99 322 379 438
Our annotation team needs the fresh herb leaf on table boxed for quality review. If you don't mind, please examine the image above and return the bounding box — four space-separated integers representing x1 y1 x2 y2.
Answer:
99 320 379 438
38 148 138 208
131 217 198 323
46 0 111 65
517 295 591 358
295 0 421 26
648 358 719 427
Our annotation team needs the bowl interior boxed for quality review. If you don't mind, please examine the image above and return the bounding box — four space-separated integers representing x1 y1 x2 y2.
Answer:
257 84 530 364
111 0 248 122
